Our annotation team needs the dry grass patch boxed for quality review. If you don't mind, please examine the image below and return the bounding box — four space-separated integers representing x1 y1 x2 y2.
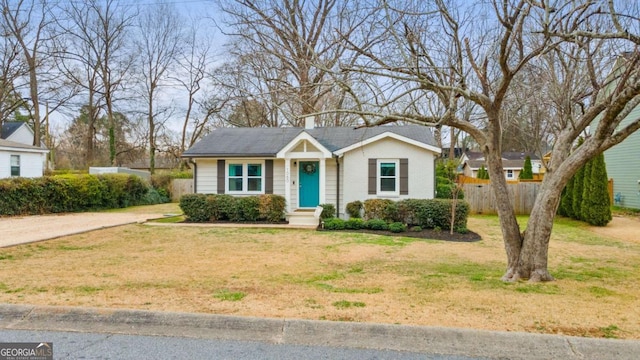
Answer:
0 214 638 339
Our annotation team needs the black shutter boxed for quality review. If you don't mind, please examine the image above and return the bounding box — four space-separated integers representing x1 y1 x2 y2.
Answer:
368 158 377 195
265 160 273 194
217 160 225 194
400 158 408 195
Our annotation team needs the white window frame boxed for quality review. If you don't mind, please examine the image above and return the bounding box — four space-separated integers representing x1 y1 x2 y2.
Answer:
10 155 20 177
506 169 515 180
377 159 399 196
226 160 265 195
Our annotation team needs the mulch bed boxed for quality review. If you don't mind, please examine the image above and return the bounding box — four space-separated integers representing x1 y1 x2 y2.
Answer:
318 228 482 242
181 219 481 242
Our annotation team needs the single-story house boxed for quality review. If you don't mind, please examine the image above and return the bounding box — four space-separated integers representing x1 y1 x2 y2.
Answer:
0 121 49 179
461 151 542 180
182 121 441 224
0 139 49 178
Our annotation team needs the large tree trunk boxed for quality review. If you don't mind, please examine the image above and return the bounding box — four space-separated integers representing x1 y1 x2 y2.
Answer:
513 181 562 282
485 150 524 281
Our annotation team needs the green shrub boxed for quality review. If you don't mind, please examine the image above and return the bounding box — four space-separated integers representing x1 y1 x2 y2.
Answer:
436 182 464 200
581 153 612 226
388 222 407 233
179 194 212 222
235 196 261 222
320 203 336 219
365 219 388 230
363 199 394 221
213 195 236 220
323 218 345 230
258 194 286 222
395 198 469 232
436 175 452 185
151 174 173 199
140 188 170 205
345 201 363 218
410 226 422 232
345 218 365 230
0 174 154 216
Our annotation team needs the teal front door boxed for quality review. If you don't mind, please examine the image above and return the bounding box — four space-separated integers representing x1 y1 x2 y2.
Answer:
299 161 320 208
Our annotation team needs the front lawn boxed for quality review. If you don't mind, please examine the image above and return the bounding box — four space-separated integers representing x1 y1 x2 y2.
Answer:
0 214 638 339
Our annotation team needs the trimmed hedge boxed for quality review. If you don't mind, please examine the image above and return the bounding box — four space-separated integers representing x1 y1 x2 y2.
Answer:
362 198 468 233
363 199 395 221
0 174 158 216
180 194 286 223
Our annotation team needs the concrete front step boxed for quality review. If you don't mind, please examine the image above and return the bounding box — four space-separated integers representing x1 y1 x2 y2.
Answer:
286 211 319 227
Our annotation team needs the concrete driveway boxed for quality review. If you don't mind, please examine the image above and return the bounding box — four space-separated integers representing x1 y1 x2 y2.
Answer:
0 211 165 248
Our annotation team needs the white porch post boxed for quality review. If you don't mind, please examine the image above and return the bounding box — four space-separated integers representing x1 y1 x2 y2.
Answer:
319 158 326 204
284 158 291 212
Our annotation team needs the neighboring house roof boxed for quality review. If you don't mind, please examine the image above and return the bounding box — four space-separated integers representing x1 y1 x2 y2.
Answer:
501 152 540 161
183 125 439 157
464 151 485 161
1 121 27 139
464 159 526 170
0 138 49 153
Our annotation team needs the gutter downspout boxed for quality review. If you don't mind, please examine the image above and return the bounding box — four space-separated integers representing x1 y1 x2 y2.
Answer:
335 156 340 218
188 158 197 193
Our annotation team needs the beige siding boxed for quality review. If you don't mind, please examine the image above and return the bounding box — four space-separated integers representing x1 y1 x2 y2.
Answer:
195 159 217 194
342 138 436 211
325 159 337 209
273 159 286 196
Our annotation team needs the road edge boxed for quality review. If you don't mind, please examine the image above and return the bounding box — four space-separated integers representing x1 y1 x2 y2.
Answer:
1 304 639 359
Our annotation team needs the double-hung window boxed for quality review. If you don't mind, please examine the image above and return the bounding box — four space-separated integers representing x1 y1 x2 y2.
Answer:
378 159 399 196
506 169 514 180
227 162 263 194
10 155 20 177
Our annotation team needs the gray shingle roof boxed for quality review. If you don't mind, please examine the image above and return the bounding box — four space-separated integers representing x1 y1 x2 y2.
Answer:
465 159 527 170
183 125 438 157
0 138 48 151
1 121 26 140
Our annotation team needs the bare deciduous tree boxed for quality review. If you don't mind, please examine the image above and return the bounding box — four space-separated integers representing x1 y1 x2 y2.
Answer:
135 3 183 174
218 0 363 126
0 33 27 137
333 0 640 281
0 0 57 146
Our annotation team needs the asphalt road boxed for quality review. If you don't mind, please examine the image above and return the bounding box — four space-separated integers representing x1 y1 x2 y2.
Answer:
1 304 639 360
0 329 486 360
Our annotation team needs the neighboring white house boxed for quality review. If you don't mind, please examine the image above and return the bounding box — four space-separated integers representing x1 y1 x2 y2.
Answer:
0 139 49 178
461 151 543 180
0 121 49 179
182 123 441 223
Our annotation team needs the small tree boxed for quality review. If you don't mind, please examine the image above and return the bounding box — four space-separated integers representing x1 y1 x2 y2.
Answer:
582 153 612 226
519 156 534 180
558 175 575 218
477 165 489 179
579 159 594 222
571 164 585 221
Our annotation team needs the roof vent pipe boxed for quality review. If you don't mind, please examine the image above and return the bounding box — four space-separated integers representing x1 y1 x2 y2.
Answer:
304 116 315 129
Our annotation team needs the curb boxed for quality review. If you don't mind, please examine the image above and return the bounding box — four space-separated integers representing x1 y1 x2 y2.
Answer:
1 304 639 359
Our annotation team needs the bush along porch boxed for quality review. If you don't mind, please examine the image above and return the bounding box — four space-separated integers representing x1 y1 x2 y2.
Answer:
320 198 469 234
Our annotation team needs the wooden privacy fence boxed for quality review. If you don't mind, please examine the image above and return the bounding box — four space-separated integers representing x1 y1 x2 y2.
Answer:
171 179 194 202
463 182 540 215
460 177 614 215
